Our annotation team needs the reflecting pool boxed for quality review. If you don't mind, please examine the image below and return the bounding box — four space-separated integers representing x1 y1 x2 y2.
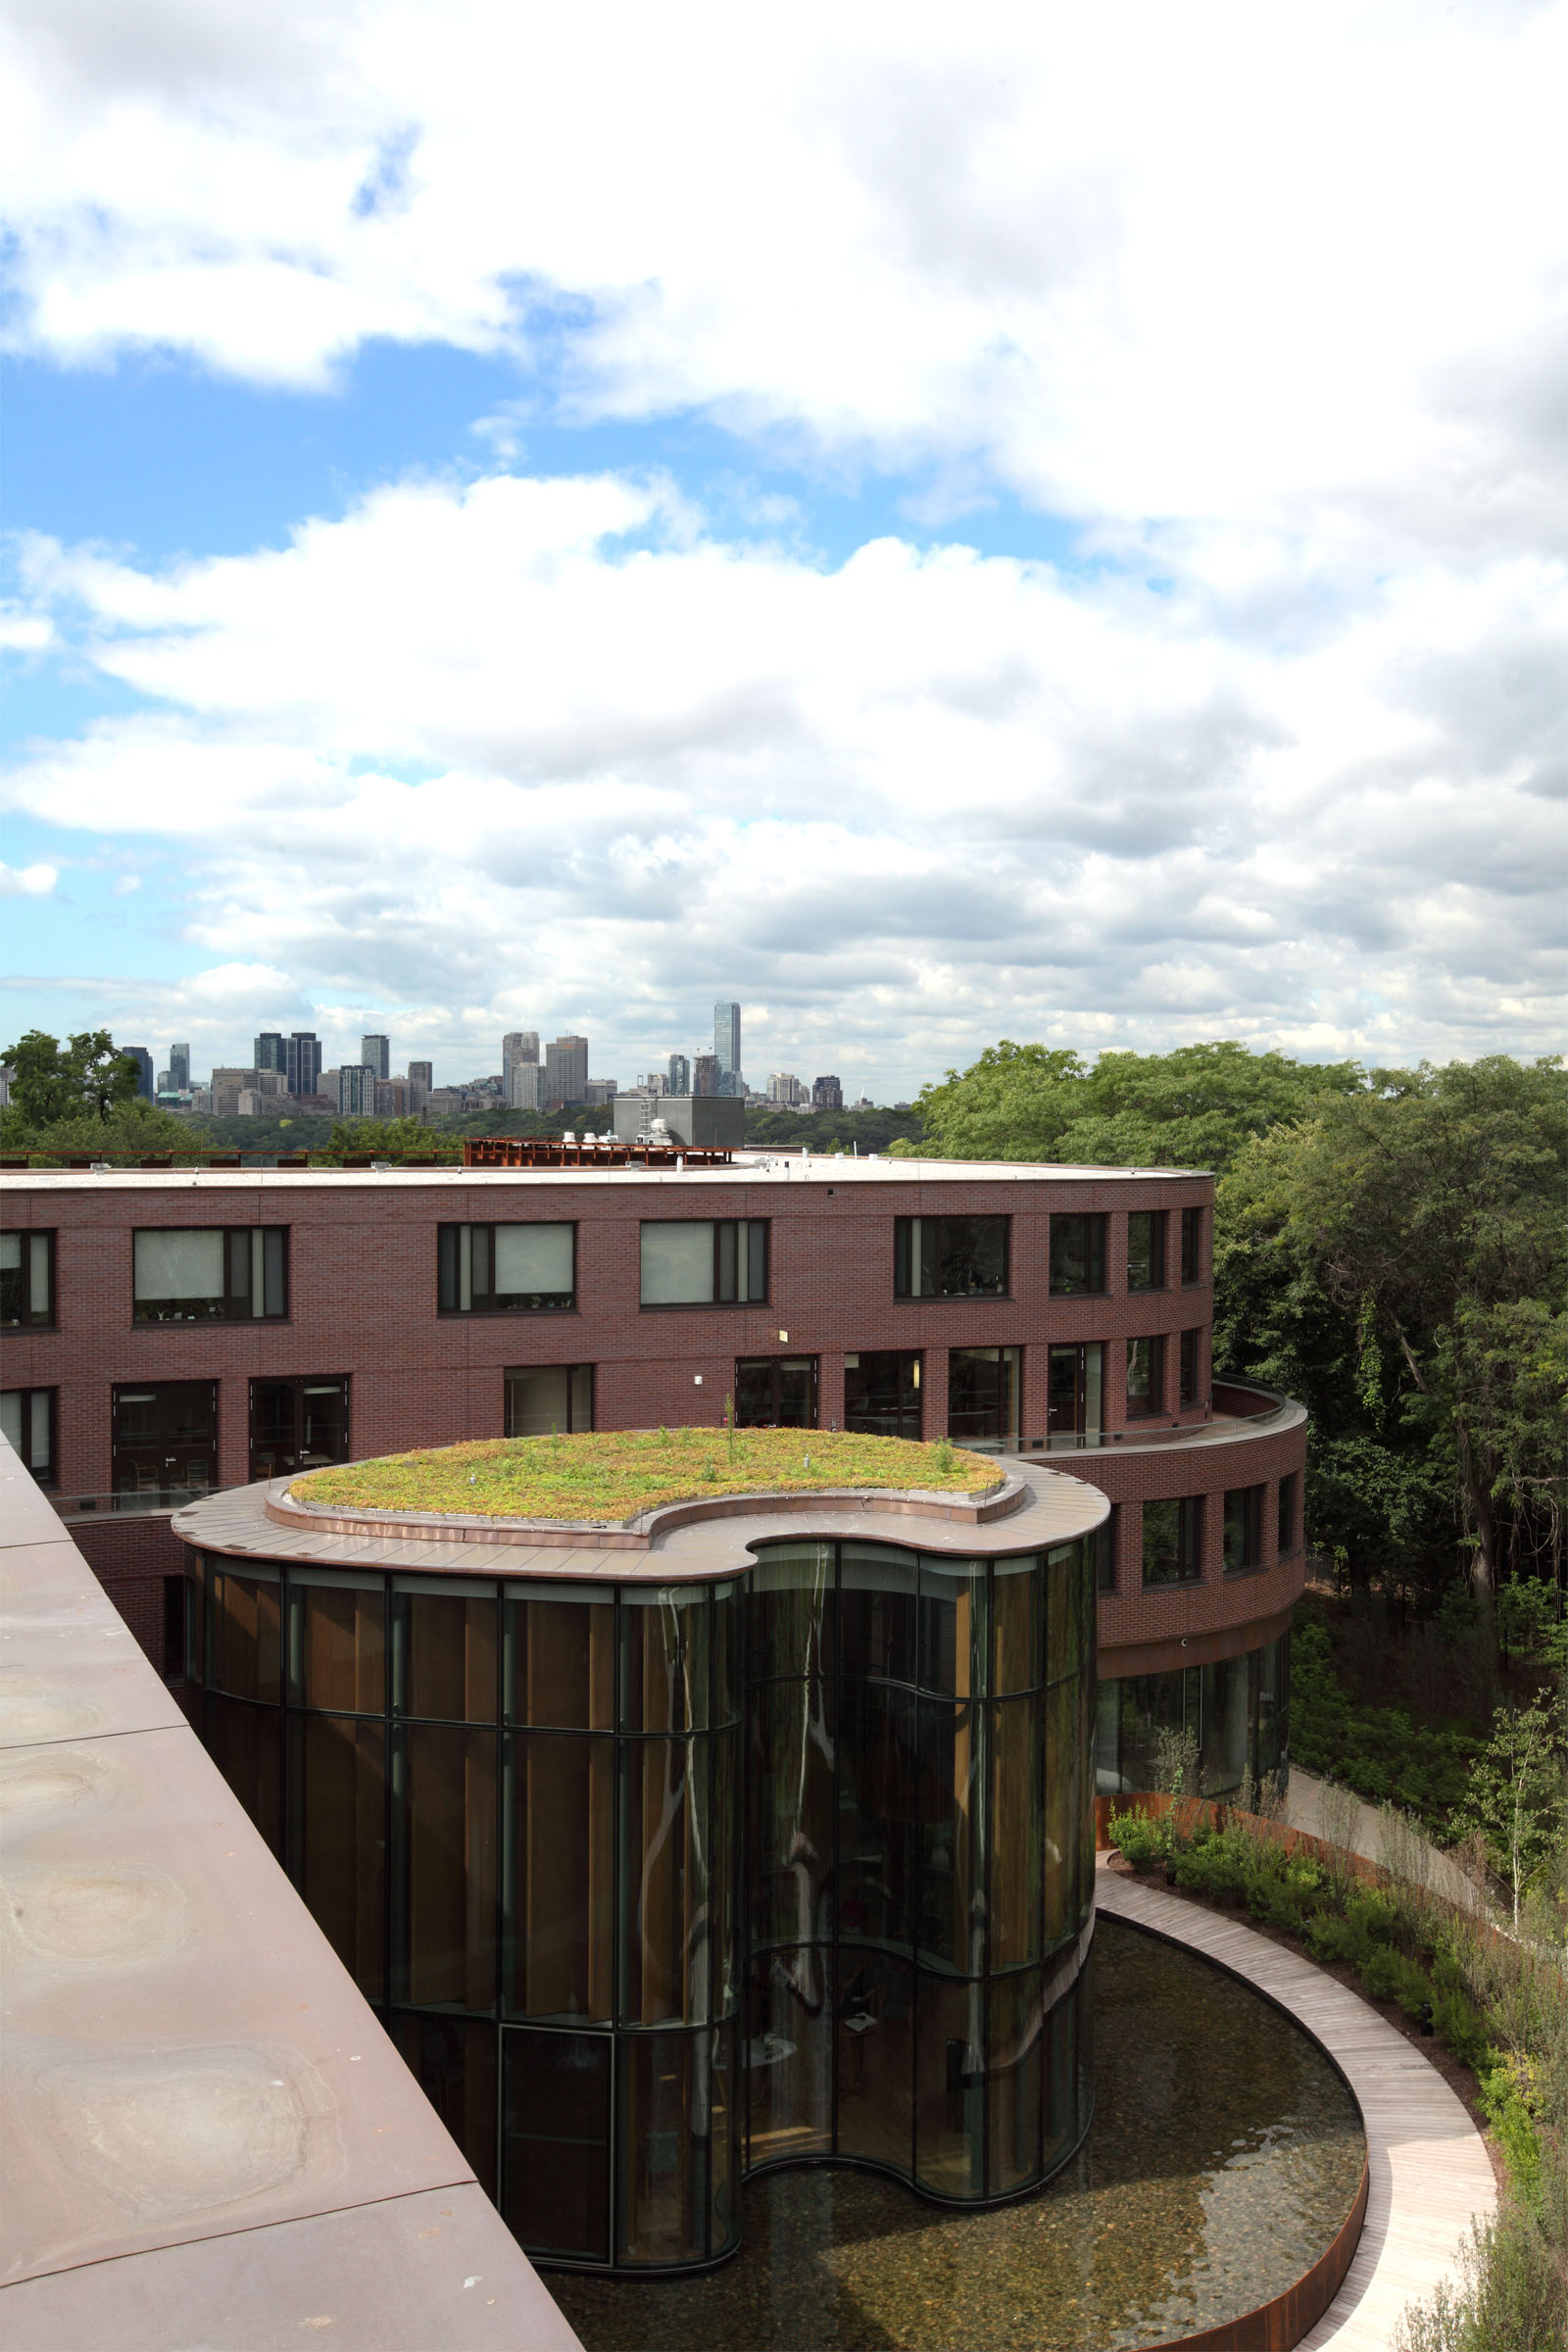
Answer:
552 1917 1365 2351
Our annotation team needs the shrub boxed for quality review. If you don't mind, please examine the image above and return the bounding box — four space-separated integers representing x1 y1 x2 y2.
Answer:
1107 1807 1169 1868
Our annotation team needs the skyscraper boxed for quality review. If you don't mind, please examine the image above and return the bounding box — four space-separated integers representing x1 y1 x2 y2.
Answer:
503 1032 540 1106
544 1035 588 1105
286 1032 321 1098
667 1052 691 1096
713 1000 741 1076
169 1043 191 1092
408 1060 433 1104
121 1046 154 1102
361 1034 391 1080
811 1075 844 1110
336 1063 378 1115
509 1060 543 1110
692 1053 719 1098
254 1034 286 1075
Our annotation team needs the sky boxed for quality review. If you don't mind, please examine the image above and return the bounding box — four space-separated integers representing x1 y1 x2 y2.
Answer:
1 0 1564 1098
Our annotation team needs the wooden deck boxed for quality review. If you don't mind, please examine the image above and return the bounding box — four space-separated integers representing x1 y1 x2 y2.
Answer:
1097 1863 1496 2351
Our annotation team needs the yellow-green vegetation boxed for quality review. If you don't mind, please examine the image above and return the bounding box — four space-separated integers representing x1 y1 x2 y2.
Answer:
294 1426 998 1523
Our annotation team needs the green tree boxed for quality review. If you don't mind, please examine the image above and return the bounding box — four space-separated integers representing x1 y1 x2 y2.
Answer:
1 1028 142 1125
1454 1698 1566 1928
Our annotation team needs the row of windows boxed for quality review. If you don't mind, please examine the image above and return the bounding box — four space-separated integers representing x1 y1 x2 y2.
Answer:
1 1207 1208 1328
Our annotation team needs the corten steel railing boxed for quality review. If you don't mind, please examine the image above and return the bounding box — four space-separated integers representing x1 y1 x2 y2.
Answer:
462 1136 735 1169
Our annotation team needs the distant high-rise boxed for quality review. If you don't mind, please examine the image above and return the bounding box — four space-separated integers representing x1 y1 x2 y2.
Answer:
361 1034 391 1080
713 1000 741 1077
254 1033 286 1075
336 1063 378 1116
667 1052 691 1096
408 1060 433 1106
811 1075 844 1111
503 1031 540 1107
286 1032 321 1098
121 1046 154 1102
692 1053 719 1099
544 1035 588 1106
169 1043 191 1092
509 1061 543 1110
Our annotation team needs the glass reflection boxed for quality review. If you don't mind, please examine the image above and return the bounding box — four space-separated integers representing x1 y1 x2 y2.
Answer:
508 1734 613 2022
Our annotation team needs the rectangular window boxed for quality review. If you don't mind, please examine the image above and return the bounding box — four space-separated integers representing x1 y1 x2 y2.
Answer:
1092 1507 1117 1593
1223 1485 1265 1573
893 1215 1008 1299
1277 1472 1299 1558
1142 1495 1202 1586
1179 1328 1201 1408
1126 1211 1166 1293
1 1388 56 1484
1049 1214 1106 1296
133 1227 286 1323
505 1365 594 1437
249 1376 350 1482
1125 1336 1163 1419
112 1381 219 1509
1047 1342 1102 1446
0 1230 53 1327
1181 1206 1204 1285
947 1345 1020 1450
843 1350 921 1441
438 1223 574 1313
640 1220 766 1305
735 1356 817 1428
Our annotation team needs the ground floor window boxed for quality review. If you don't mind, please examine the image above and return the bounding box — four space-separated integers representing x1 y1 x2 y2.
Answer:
843 1350 921 1441
249 1376 350 1481
1 1386 56 1484
735 1355 817 1428
948 1346 1020 1451
505 1365 594 1437
1142 1495 1202 1586
1094 1630 1291 1800
112 1381 218 1509
1047 1343 1102 1446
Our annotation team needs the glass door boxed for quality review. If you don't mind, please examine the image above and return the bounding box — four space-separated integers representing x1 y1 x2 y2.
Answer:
112 1382 219 1508
1046 1345 1102 1447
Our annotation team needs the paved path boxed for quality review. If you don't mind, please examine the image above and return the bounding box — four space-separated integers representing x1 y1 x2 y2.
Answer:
1097 1862 1495 2351
1285 1766 1486 1914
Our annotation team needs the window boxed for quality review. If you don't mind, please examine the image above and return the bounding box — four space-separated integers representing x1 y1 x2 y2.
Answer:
1142 1495 1202 1586
736 1356 817 1428
1124 1337 1163 1419
1049 1214 1106 1296
250 1377 350 1481
133 1228 286 1323
1181 1207 1204 1286
844 1351 921 1442
1179 1328 1202 1409
1092 1508 1117 1593
112 1382 218 1509
894 1216 1008 1299
1276 1473 1299 1558
506 1366 594 1436
1223 1485 1265 1573
1047 1343 1102 1446
1 1230 53 1327
640 1220 766 1305
1126 1212 1165 1293
439 1224 574 1313
1 1388 56 1484
948 1346 1019 1450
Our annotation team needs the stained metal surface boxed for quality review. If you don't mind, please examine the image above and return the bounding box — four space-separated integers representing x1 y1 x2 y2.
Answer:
0 1436 581 2349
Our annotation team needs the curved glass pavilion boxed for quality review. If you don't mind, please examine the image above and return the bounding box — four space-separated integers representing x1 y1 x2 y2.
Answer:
176 1483 1100 2276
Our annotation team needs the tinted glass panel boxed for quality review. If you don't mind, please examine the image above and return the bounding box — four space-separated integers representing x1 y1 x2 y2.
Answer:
509 1733 613 2021
745 1943 832 2165
1126 1211 1165 1292
836 1948 913 2170
1049 1214 1105 1296
843 1348 921 1440
397 1723 498 2011
298 1580 385 1712
748 1678 836 1949
618 2033 710 2267
989 1967 1046 2196
503 2029 611 2263
746 1544 833 1681
390 2012 498 2199
620 1738 710 2025
507 1593 614 1729
915 1971 985 2197
403 1592 497 1723
295 1713 386 1998
209 1695 280 1856
210 1568 281 1702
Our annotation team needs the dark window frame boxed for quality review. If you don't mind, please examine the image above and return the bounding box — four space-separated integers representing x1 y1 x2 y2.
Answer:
1180 1206 1205 1287
1125 1211 1166 1294
1048 1214 1107 1298
843 1349 922 1442
111 1379 220 1509
438 1222 578 1315
1178 1328 1202 1409
132 1226 289 1325
504 1364 596 1437
1 1227 55 1329
1142 1494 1203 1588
893 1214 1009 1301
638 1218 768 1308
1223 1485 1266 1575
734 1355 819 1429
1276 1473 1299 1559
248 1375 352 1482
2 1385 58 1485
1124 1335 1164 1419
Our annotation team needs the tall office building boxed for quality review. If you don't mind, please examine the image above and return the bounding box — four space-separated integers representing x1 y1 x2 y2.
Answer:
286 1032 321 1098
509 1060 543 1110
121 1046 154 1102
692 1053 719 1098
544 1035 588 1106
361 1034 391 1080
169 1043 191 1092
503 1032 540 1107
811 1074 844 1110
667 1052 690 1096
254 1034 286 1075
336 1064 378 1116
407 1060 433 1108
713 1000 741 1077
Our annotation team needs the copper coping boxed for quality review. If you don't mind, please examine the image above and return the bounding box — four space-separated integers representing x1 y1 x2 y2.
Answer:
176 1457 1110 1583
0 1434 582 2350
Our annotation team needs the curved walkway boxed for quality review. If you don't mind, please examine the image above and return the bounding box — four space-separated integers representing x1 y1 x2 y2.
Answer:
1097 1862 1495 2350
1285 1767 1487 1916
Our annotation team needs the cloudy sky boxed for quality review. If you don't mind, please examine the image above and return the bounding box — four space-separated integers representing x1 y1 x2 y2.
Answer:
2 0 1564 1095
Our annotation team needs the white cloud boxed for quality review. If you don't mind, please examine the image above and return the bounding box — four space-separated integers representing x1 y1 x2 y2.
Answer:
0 859 58 897
0 3 1565 557
4 468 1562 1086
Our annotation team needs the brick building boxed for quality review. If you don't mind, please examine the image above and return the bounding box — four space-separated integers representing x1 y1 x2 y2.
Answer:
1 1152 1304 1795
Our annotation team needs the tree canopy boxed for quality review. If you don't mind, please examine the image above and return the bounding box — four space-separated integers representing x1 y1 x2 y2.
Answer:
1 1028 143 1127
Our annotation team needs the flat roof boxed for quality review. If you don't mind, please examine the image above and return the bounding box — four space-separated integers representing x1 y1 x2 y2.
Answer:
0 1153 1212 1193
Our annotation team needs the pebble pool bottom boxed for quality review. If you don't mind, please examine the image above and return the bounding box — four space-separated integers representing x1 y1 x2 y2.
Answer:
551 1916 1365 2352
